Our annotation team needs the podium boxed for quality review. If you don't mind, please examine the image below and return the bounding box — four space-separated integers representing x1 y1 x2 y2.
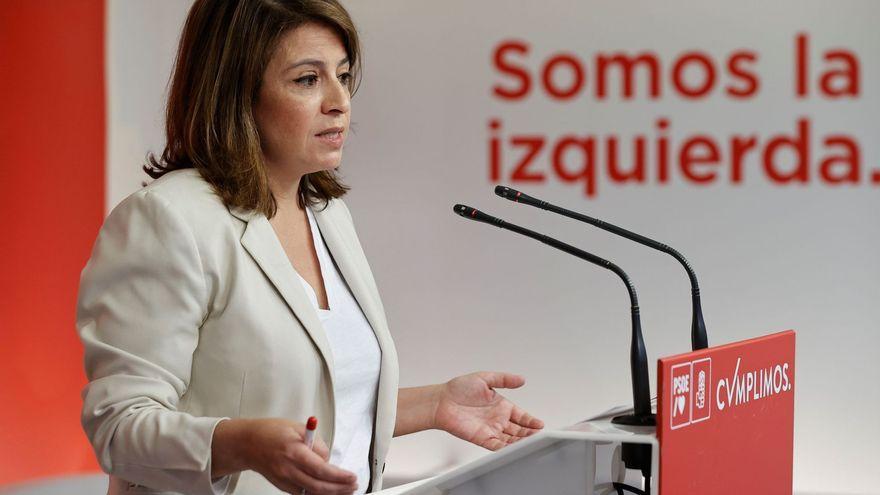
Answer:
384 331 795 495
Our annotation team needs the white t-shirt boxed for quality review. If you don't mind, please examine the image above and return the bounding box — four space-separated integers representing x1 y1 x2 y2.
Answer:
295 206 381 494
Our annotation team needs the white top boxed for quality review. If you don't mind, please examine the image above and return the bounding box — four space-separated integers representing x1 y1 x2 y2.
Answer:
295 206 381 494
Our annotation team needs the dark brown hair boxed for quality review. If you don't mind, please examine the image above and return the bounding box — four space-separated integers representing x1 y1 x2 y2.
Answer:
144 0 360 216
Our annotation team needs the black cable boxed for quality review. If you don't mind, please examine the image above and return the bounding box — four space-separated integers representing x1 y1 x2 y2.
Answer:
613 481 647 495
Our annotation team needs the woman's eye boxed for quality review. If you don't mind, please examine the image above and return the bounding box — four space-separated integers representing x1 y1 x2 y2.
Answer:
295 75 318 87
338 72 352 85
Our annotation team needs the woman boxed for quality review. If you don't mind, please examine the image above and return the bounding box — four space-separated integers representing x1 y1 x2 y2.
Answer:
76 1 543 494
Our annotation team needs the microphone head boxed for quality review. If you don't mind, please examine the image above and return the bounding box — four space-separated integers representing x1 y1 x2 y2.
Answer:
494 185 539 206
494 185 517 200
453 204 474 217
453 204 502 226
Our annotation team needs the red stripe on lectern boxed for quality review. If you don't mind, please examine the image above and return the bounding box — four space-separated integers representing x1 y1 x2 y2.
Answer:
0 1 104 485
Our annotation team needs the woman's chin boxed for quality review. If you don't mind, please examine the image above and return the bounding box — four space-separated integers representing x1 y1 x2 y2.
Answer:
319 155 344 171
291 152 343 175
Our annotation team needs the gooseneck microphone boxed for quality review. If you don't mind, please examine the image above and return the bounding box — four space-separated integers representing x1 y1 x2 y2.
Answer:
452 204 653 423
495 186 709 351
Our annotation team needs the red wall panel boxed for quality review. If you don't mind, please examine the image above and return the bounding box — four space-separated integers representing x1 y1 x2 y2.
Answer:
0 0 104 484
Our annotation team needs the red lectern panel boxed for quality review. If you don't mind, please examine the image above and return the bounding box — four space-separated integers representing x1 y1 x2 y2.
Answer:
657 330 795 494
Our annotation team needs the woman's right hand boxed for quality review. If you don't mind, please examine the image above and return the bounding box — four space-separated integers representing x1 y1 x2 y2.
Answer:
212 418 359 494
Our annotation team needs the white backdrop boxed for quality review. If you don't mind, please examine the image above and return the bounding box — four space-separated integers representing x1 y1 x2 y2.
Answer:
108 1 880 493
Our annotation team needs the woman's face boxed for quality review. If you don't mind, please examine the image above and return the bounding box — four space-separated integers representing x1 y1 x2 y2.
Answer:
254 22 352 182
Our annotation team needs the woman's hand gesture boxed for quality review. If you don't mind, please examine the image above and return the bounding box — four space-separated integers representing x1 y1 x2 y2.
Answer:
433 371 544 451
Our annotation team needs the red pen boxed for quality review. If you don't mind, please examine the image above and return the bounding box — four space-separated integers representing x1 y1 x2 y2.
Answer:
301 417 317 495
304 416 318 450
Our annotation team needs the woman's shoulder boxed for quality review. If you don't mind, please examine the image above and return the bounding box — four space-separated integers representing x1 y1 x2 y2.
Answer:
104 168 237 243
142 168 224 210
112 168 230 223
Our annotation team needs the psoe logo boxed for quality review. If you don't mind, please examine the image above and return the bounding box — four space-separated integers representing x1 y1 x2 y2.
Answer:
670 358 712 430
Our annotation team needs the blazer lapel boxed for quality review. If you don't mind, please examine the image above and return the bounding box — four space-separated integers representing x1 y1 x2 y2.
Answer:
312 204 392 351
229 207 336 382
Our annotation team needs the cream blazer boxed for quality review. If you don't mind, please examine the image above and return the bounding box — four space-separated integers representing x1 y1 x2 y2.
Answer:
76 169 399 494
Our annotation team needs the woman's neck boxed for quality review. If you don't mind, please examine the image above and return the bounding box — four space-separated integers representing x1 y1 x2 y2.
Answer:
267 169 305 214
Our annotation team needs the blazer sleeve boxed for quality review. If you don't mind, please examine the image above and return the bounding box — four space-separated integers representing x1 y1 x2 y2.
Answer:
76 189 231 495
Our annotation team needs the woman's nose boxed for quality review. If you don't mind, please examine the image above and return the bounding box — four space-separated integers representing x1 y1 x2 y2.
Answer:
322 78 351 114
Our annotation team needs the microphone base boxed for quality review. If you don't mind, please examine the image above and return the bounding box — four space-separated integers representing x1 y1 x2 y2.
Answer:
611 413 657 480
611 413 656 427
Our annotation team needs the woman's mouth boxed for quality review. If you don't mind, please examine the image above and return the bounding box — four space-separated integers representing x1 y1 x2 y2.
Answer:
316 128 345 147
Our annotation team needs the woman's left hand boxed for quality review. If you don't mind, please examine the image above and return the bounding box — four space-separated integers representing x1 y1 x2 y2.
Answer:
433 371 544 451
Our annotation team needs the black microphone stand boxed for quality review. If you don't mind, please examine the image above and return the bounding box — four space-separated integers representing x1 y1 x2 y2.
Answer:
453 204 655 486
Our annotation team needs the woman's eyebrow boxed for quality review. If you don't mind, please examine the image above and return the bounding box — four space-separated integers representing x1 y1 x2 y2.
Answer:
284 57 350 72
